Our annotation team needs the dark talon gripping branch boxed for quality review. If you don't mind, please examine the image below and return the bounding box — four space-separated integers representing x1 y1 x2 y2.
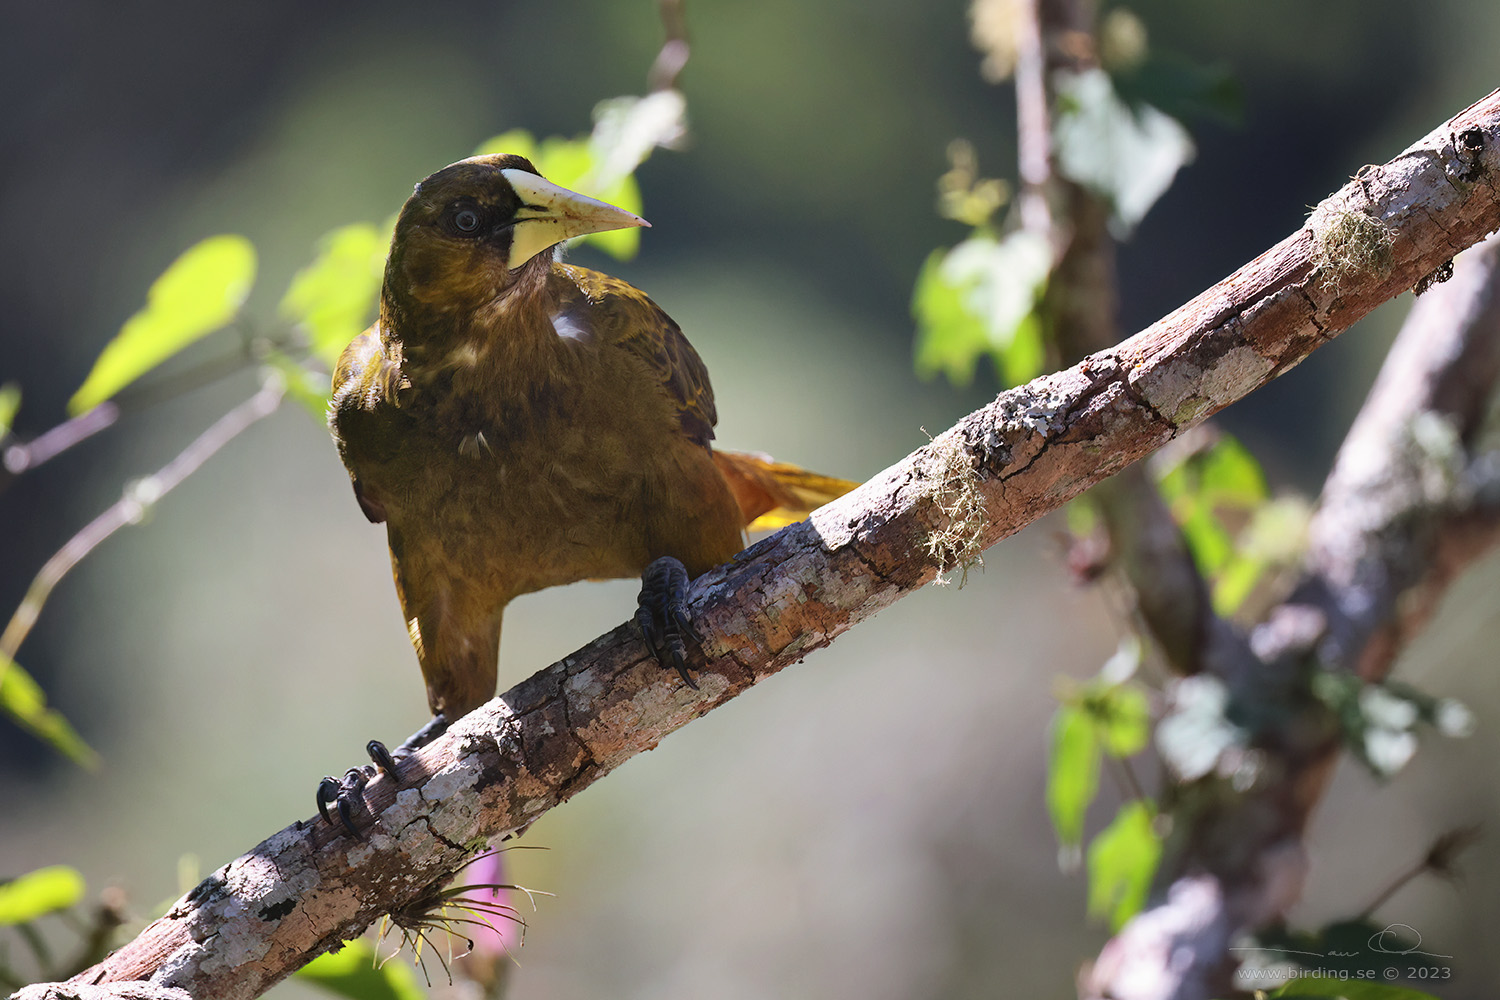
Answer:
636 555 702 688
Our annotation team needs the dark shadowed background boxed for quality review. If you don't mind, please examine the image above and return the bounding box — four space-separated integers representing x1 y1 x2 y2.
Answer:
2 1 1498 997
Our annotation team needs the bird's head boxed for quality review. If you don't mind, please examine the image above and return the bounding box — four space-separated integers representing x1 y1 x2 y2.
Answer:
383 153 649 319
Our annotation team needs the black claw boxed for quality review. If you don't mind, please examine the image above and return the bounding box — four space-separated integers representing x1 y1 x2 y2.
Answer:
367 739 398 775
336 785 361 840
316 776 341 826
316 716 451 839
637 556 701 689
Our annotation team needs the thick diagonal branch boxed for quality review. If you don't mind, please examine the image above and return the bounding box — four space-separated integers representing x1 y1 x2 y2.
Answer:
64 91 1500 1000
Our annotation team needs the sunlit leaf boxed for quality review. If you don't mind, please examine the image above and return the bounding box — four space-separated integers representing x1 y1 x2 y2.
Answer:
474 128 538 160
1047 704 1101 851
297 940 424 1000
1091 684 1151 758
263 351 333 418
0 653 98 768
1053 68 1194 235
0 865 86 925
914 232 1051 386
1086 801 1160 930
70 235 257 414
1179 504 1233 575
1196 435 1267 507
0 382 19 438
913 249 991 383
281 224 387 368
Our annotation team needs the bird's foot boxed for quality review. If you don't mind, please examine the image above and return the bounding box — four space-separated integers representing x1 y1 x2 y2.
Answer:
636 556 701 689
316 715 450 837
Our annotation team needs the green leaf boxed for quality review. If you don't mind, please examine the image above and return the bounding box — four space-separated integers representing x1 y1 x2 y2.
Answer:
70 235 257 414
263 351 333 418
1197 435 1268 507
0 865 86 924
913 249 991 383
1179 504 1233 575
297 940 424 1000
1272 979 1441 1000
474 128 538 160
0 382 19 438
0 653 98 768
1047 704 1101 851
1053 68 1195 235
1086 801 1160 930
913 232 1051 386
281 224 387 368
1090 684 1151 758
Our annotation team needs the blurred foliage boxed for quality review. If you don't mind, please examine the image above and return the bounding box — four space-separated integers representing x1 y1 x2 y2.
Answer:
69 235 257 416
1155 433 1309 617
280 223 389 370
1052 68 1195 236
1086 799 1160 931
913 231 1049 386
913 19 1201 388
0 865 84 925
1047 637 1160 927
1313 672 1474 778
0 653 96 768
0 383 19 439
296 940 425 1000
1154 673 1245 782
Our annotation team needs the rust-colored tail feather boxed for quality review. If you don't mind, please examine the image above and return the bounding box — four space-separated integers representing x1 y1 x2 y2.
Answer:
712 450 860 532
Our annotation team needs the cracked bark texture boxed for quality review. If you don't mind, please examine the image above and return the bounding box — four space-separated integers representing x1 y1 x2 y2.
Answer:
51 90 1500 1000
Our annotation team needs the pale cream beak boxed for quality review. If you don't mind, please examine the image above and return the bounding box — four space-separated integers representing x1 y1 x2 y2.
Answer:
500 168 650 269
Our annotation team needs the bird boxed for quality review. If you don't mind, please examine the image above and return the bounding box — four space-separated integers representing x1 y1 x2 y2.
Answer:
318 152 855 831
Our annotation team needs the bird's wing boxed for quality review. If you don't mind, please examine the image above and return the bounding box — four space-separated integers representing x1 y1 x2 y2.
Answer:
329 325 412 522
555 264 717 448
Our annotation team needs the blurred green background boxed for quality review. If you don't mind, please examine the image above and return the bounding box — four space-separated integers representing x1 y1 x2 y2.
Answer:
2 1 1499 997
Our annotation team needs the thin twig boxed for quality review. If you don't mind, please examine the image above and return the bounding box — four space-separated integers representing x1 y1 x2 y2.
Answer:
647 0 689 92
0 326 301 492
0 375 286 664
2 404 120 478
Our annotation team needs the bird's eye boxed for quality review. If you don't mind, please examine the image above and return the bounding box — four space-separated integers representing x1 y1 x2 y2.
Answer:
452 206 482 235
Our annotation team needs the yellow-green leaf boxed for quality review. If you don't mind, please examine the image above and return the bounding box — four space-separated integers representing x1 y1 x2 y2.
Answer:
263 351 333 418
281 224 387 368
0 653 98 768
70 235 257 414
1047 704 1101 850
0 382 19 438
298 939 424 1000
1086 801 1161 930
474 128 538 160
0 865 86 925
1092 684 1151 758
